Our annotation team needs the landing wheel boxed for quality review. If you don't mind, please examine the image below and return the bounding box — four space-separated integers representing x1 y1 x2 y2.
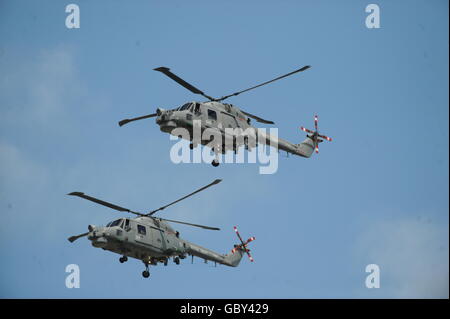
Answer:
174 257 180 265
211 160 219 167
142 261 150 278
189 143 194 150
119 256 128 263
164 259 168 266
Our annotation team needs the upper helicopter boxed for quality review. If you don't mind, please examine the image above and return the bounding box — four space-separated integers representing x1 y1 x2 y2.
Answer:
67 179 255 278
119 66 332 166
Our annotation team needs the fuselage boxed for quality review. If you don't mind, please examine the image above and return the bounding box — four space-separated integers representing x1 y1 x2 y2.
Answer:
87 216 242 267
155 101 315 158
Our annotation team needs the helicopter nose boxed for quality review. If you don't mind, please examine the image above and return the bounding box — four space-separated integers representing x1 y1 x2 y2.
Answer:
91 237 108 248
156 108 165 116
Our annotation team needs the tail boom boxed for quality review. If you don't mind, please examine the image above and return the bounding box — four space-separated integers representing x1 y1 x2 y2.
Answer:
185 241 244 267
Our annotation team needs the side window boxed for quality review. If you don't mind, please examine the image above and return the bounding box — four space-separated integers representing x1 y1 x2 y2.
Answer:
125 219 130 230
137 225 146 235
208 109 217 121
222 113 236 128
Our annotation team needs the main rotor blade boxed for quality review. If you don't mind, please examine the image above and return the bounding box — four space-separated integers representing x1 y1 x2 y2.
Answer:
118 113 157 127
157 217 220 231
241 110 274 125
217 65 311 102
67 192 143 216
147 179 222 216
68 232 89 243
154 67 216 101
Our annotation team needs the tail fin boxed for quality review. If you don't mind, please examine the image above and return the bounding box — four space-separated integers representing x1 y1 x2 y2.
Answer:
223 246 245 267
296 137 315 158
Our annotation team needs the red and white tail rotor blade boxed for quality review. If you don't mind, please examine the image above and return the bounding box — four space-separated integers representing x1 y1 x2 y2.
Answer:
245 237 256 245
246 250 254 262
300 115 332 155
244 237 256 262
318 134 332 142
234 226 246 246
300 126 314 134
232 227 255 262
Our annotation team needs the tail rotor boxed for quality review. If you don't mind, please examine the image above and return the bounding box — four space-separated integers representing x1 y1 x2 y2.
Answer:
231 226 255 262
300 114 332 154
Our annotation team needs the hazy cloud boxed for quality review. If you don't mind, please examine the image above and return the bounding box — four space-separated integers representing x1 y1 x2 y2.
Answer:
0 45 84 127
355 216 449 298
0 140 47 191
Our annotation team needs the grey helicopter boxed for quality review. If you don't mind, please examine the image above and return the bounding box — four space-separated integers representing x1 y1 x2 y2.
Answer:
118 66 332 166
67 179 255 278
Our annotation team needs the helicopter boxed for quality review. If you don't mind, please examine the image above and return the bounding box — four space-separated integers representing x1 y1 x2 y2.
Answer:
67 179 255 278
118 66 332 166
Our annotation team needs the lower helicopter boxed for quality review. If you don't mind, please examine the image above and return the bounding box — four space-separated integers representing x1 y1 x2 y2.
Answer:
67 179 255 277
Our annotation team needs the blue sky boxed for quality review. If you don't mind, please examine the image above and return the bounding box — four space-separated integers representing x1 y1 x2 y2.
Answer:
0 0 448 298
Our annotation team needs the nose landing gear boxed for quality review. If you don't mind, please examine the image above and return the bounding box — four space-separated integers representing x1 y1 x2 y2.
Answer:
211 146 220 167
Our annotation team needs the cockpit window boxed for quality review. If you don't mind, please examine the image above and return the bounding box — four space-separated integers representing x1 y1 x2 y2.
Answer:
179 103 192 111
109 219 123 228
